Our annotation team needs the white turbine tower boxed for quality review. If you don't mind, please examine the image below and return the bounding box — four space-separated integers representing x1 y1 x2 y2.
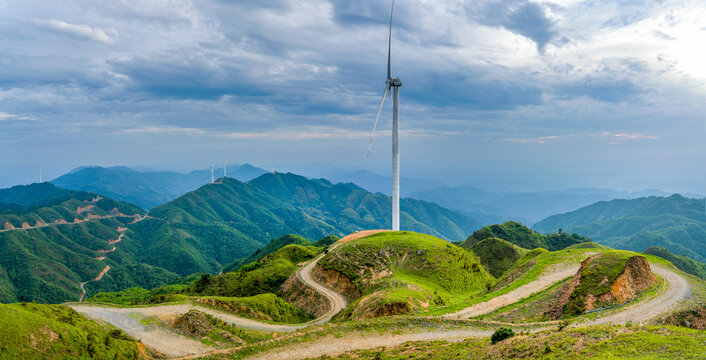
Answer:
223 160 227 178
210 165 214 183
367 0 402 231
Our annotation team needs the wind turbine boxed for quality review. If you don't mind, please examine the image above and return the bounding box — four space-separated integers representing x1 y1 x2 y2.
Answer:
223 160 227 178
210 165 214 183
367 0 402 231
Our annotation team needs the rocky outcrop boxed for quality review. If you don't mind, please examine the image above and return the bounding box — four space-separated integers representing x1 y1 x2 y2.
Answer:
549 253 658 319
312 264 361 302
598 256 657 305
280 273 330 318
352 291 410 318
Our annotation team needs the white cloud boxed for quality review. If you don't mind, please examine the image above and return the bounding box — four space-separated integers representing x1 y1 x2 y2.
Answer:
34 19 117 44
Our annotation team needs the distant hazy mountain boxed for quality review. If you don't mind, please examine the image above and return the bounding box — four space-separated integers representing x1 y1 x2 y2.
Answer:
0 183 177 303
51 164 267 209
533 194 706 262
410 186 673 225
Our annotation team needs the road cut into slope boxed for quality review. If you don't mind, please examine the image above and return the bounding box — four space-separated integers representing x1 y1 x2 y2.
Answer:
443 262 581 319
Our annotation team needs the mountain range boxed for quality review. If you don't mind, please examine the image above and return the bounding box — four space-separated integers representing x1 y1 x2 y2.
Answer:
410 186 677 225
0 172 483 303
533 194 706 262
52 164 267 209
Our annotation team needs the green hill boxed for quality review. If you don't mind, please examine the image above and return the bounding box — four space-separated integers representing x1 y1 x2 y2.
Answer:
467 237 528 278
461 221 589 251
0 182 79 209
0 302 147 359
221 234 313 273
138 172 481 276
644 246 706 280
0 184 177 303
318 231 494 319
533 195 706 261
197 243 321 298
52 164 267 209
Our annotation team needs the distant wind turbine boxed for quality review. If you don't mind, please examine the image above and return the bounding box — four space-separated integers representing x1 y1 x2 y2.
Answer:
367 0 402 231
210 165 214 183
39 168 43 183
223 160 227 178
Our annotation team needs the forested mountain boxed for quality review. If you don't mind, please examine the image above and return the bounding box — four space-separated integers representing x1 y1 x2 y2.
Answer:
137 173 482 278
0 182 78 209
410 186 672 225
0 183 177 303
461 221 589 251
533 195 706 262
51 164 267 209
0 172 483 303
644 246 706 280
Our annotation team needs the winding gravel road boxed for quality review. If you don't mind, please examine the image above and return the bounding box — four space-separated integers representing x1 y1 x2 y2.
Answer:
582 263 691 326
69 237 355 356
443 263 581 319
70 232 693 360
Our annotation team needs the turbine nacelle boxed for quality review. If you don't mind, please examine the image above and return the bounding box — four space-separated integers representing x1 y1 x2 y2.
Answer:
387 78 402 87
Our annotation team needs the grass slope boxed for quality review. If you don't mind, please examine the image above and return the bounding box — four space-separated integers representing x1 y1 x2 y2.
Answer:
0 302 144 359
319 231 494 318
322 325 706 360
198 243 321 297
468 237 528 278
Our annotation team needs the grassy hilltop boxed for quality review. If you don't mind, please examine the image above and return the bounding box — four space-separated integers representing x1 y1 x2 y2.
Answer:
319 232 494 318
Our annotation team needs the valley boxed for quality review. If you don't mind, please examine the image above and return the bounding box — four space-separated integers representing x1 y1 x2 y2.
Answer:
0 176 704 359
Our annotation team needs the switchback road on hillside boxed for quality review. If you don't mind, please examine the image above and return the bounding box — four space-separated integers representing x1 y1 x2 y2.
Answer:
69 232 386 356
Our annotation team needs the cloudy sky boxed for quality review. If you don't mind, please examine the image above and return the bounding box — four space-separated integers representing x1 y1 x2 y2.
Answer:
0 0 704 192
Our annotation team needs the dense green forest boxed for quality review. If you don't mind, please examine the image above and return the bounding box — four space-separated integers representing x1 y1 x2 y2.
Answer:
644 246 706 280
533 195 706 262
461 221 589 251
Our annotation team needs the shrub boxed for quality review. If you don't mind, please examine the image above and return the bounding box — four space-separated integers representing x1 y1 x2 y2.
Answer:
491 327 515 344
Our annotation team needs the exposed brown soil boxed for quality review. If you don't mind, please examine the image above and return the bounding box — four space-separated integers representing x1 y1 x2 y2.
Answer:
172 310 213 337
280 271 330 317
312 265 361 302
550 254 658 319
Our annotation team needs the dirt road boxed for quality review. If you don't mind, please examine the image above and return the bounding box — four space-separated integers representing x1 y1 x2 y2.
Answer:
69 304 214 357
245 329 494 360
443 263 580 319
583 263 691 326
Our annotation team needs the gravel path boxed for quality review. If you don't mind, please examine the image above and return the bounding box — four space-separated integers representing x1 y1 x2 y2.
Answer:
582 263 691 326
245 329 494 360
69 238 356 356
443 263 580 319
68 304 214 357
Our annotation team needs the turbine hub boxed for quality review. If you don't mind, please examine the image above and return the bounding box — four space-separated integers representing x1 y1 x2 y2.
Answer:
387 78 402 87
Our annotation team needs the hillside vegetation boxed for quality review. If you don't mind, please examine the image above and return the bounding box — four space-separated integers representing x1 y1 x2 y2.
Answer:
468 237 528 278
461 221 589 251
322 325 706 360
0 302 146 359
645 246 706 280
318 232 494 319
52 164 267 209
0 184 177 303
533 194 706 262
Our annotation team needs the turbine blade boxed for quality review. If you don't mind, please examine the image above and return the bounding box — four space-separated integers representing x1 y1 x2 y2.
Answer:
367 85 390 158
387 0 395 80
